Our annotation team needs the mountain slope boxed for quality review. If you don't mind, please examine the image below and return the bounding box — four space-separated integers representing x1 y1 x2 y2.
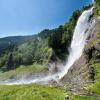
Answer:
0 35 37 54
0 84 66 100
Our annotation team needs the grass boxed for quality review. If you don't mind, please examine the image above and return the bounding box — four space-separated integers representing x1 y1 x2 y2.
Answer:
93 63 100 80
0 84 100 100
88 81 100 94
0 63 48 81
0 84 66 100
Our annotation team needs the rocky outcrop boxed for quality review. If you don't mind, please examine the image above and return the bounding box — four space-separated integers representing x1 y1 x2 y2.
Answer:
60 17 100 94
61 55 92 94
48 52 64 74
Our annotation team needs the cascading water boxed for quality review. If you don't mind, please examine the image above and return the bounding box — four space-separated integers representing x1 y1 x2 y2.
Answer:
58 7 94 79
0 7 94 85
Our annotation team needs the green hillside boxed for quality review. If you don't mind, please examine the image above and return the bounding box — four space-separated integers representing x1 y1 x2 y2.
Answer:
0 84 66 100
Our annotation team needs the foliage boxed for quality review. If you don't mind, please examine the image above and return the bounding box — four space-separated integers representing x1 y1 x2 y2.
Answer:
0 54 8 69
6 53 14 70
38 29 56 38
94 0 100 16
0 36 52 71
87 63 100 94
95 0 100 4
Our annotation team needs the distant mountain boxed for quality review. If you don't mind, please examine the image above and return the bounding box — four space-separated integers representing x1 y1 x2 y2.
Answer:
0 29 56 54
0 35 37 53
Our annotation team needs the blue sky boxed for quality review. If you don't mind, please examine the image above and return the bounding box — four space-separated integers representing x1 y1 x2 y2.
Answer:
0 0 92 38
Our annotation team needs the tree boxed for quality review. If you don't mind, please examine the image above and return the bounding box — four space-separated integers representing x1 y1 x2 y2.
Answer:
6 53 14 70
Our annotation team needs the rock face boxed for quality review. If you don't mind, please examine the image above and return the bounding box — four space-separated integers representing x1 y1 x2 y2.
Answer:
61 55 91 94
60 17 100 94
48 52 64 74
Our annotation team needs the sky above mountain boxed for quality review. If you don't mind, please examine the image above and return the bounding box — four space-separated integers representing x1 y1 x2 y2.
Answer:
0 0 92 38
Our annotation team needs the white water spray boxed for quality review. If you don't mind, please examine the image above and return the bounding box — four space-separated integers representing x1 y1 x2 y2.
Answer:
0 8 94 85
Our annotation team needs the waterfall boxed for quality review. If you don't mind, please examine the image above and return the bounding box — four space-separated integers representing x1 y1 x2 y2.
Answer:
58 7 93 79
0 8 94 85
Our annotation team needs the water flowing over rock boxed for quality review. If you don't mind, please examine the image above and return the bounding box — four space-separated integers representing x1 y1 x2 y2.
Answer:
58 7 94 79
61 11 100 94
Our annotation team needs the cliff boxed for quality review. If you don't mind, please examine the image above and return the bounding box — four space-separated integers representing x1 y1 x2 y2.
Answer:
61 16 100 96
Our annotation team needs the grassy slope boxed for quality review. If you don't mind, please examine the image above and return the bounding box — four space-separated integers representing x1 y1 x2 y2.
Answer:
0 84 99 100
0 84 66 100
